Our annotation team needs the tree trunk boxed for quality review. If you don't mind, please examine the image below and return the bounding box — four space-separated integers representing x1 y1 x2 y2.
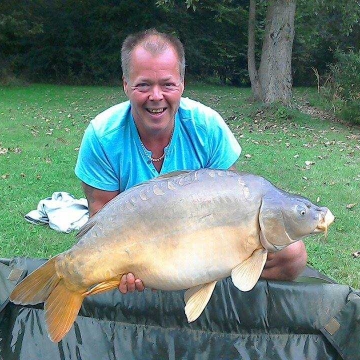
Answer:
258 0 296 104
247 0 262 101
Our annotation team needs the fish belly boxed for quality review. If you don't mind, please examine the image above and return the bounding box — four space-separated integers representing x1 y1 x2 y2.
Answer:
132 226 260 291
56 223 259 293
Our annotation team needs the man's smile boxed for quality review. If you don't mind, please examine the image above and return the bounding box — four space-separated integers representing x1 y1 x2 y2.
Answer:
147 107 166 114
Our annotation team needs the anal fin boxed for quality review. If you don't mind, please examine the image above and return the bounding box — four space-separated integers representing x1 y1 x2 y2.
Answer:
85 278 121 296
184 280 217 322
231 248 268 291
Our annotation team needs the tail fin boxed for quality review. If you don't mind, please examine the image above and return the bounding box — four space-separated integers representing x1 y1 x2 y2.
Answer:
10 257 60 304
10 257 85 343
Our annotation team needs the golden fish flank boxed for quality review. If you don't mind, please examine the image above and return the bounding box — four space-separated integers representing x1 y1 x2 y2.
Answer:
10 169 334 343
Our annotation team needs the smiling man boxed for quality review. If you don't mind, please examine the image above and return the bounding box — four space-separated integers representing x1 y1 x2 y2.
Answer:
75 29 307 294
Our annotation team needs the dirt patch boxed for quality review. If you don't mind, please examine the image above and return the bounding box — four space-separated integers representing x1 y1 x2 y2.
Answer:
296 103 340 123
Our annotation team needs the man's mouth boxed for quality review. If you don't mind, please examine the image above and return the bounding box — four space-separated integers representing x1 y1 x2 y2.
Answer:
147 108 166 114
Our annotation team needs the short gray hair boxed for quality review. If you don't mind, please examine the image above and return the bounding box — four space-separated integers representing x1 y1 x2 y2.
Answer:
121 29 185 82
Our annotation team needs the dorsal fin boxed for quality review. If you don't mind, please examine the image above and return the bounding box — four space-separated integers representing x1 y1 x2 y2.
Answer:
76 218 96 240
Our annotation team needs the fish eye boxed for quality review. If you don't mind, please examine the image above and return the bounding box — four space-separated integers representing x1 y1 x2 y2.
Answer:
296 205 307 216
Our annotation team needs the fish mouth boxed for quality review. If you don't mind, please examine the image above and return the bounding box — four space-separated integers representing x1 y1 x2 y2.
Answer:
315 209 335 236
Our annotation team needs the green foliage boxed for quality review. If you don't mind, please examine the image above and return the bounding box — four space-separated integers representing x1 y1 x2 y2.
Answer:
294 0 360 86
0 84 359 288
180 0 248 85
0 10 43 85
330 51 360 101
324 50 360 124
0 0 359 88
340 101 360 125
0 0 249 85
274 105 294 121
157 0 200 11
0 11 43 51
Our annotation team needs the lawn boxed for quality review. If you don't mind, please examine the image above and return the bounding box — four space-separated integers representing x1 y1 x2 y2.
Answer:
0 83 359 288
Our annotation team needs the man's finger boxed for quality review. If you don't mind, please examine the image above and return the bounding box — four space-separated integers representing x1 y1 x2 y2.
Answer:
126 273 136 292
119 274 128 294
135 279 145 292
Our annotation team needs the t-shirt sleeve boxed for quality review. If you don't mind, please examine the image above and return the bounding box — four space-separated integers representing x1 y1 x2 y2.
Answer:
206 111 241 169
74 123 119 191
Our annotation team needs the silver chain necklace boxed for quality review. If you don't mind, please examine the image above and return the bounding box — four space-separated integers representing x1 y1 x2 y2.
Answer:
139 129 174 162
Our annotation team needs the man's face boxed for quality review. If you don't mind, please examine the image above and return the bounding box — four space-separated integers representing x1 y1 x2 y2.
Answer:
123 46 184 135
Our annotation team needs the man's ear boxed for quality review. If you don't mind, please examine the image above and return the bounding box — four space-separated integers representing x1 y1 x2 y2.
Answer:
123 76 129 96
180 79 185 95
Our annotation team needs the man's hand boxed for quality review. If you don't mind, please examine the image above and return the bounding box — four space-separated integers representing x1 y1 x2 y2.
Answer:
119 273 145 294
261 241 307 281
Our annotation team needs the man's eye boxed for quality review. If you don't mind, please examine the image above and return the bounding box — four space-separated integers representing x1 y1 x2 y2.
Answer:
133 84 150 92
163 83 177 91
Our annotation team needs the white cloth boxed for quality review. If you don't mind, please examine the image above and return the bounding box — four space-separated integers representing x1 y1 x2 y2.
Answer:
25 192 89 233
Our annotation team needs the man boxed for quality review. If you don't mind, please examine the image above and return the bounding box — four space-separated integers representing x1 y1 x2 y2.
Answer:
75 29 307 294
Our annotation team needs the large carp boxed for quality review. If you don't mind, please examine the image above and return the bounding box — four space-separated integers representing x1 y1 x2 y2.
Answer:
10 169 334 342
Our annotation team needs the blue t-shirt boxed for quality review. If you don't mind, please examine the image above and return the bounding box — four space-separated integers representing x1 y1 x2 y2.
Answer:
75 97 241 193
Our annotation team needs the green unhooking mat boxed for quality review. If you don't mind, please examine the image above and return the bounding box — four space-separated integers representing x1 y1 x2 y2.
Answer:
0 257 359 360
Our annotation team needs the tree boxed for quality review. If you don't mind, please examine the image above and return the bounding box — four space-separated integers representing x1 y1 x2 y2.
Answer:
159 0 297 104
249 0 296 103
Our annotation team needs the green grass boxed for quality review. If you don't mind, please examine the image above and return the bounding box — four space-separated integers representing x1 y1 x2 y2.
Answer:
0 83 359 288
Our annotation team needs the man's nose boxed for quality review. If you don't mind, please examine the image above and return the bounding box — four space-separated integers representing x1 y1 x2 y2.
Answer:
149 85 163 101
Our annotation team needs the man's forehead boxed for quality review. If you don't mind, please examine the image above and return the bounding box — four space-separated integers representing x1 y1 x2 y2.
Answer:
132 44 178 60
128 46 181 79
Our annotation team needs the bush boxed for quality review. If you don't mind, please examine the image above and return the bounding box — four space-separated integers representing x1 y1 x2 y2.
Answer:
340 101 360 124
0 61 27 86
326 50 360 124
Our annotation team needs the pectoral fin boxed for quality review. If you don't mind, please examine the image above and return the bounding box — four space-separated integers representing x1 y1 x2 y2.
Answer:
184 281 217 322
231 248 268 291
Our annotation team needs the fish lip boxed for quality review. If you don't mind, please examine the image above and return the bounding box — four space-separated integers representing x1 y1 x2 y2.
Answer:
314 224 327 232
313 209 335 239
316 209 335 233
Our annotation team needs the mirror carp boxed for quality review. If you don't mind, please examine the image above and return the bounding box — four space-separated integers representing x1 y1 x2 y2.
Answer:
10 169 334 342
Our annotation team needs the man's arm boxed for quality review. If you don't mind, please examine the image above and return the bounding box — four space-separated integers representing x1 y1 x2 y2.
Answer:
82 182 119 217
